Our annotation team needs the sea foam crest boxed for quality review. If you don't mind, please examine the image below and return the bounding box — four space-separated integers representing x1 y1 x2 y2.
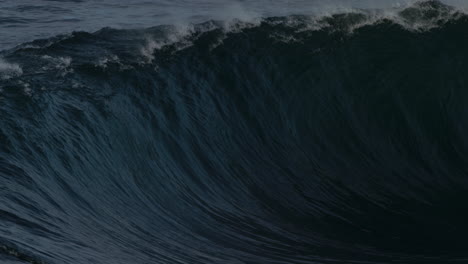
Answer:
137 1 463 61
139 18 260 63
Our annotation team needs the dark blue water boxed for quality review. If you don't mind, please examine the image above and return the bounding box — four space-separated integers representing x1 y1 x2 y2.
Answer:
1 0 468 263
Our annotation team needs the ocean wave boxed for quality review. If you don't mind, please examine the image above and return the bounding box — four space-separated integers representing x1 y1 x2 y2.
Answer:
1 1 468 263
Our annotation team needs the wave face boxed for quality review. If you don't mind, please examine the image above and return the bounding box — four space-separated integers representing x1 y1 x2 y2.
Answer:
1 1 468 263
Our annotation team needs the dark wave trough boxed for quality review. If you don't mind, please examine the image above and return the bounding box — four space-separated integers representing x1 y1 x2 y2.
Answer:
1 1 468 263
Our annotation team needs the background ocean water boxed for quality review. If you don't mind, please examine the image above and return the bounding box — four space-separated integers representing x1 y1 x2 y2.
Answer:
2 0 468 263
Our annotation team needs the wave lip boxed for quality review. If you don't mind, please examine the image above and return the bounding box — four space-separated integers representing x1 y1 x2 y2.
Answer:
2 1 466 56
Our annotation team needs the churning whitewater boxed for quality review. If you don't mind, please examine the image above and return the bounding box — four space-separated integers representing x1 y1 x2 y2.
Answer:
1 1 468 263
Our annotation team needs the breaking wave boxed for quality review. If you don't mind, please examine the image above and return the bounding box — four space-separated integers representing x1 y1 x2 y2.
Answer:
1 1 468 263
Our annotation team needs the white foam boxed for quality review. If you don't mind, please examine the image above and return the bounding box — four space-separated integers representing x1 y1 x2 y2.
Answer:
268 1 465 39
140 25 200 63
138 18 262 64
96 55 120 68
0 58 23 80
140 38 164 63
41 55 73 76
